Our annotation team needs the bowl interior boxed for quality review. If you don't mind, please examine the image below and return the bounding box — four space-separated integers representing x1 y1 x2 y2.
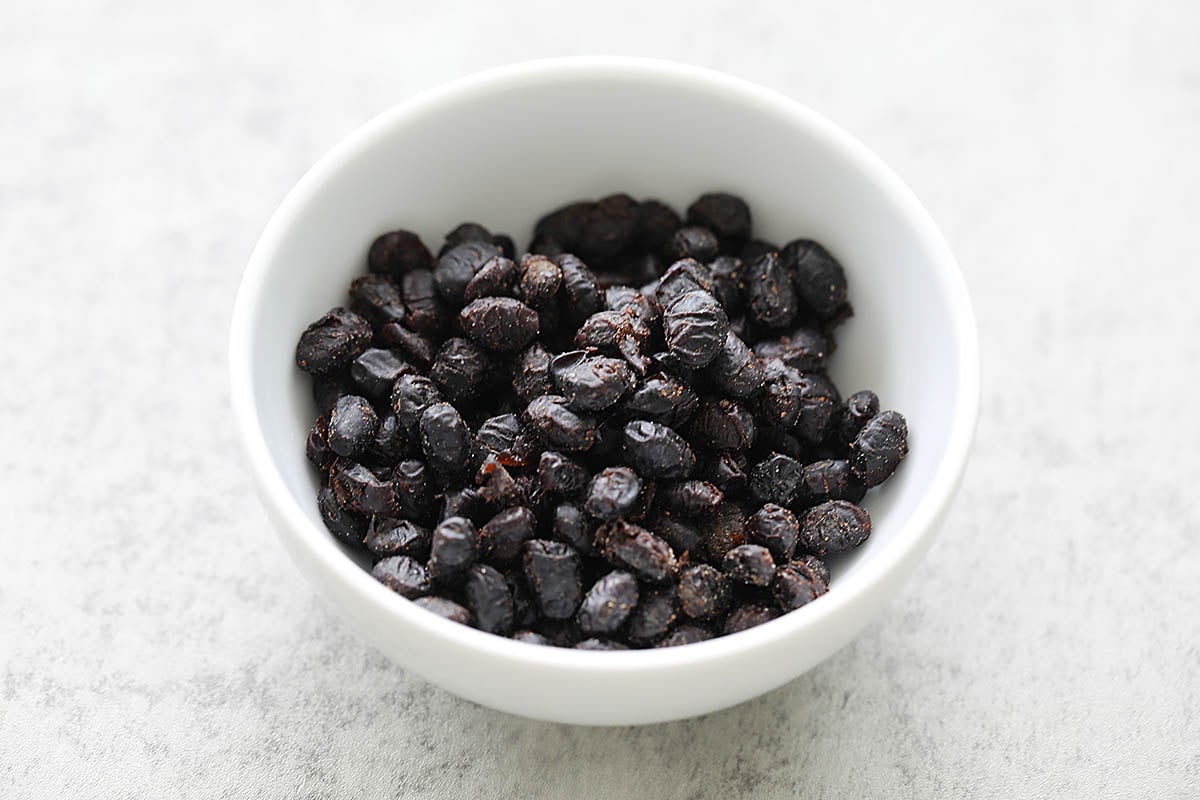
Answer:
242 62 970 598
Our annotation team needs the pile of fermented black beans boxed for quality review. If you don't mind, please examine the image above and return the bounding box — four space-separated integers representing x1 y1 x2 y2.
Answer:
296 192 909 650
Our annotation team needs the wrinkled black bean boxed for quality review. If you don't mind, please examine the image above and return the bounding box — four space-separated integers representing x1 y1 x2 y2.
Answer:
634 199 682 253
698 452 748 495
522 395 596 451
754 329 828 372
664 290 730 368
459 297 540 352
658 480 723 516
781 239 847 319
798 500 872 555
522 539 583 619
700 503 747 563
327 457 392 517
296 308 373 375
551 351 635 411
708 256 743 313
584 467 642 521
595 520 677 583
534 201 591 250
722 544 776 587
655 624 714 647
577 194 639 265
350 348 411 401
430 337 491 404
366 517 431 560
793 554 831 587
463 255 518 303
723 604 779 634
656 260 715 307
773 563 826 611
465 564 514 634
621 589 677 650
512 343 555 403
538 451 589 497
306 415 334 470
317 485 367 545
745 503 799 562
794 371 840 444
478 506 536 562
372 555 431 599
390 459 430 521
440 222 492 254
420 402 469 482
849 410 908 487
606 285 661 328
704 332 764 398
434 241 501 306
554 253 603 323
551 503 595 554
689 399 756 451
838 389 880 446
428 516 477 578
413 596 470 624
749 452 803 506
666 226 719 263
349 274 407 327
687 193 751 250
518 254 563 308
400 269 448 335
799 459 867 503
622 421 696 480
677 564 731 620
743 251 797 330
576 571 639 635
623 374 698 427
646 513 702 558
368 229 433 278
380 322 436 366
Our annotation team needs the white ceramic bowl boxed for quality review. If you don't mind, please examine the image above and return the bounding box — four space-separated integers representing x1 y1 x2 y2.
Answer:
229 57 979 726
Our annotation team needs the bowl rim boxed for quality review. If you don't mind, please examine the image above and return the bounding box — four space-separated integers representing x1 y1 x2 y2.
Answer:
228 55 980 673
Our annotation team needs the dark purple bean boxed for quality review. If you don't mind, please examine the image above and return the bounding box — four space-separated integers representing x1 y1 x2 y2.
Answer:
576 571 639 635
622 421 696 480
745 503 798 562
478 506 536 562
522 539 583 619
317 485 367 545
849 410 908 487
349 274 407 326
465 564 514 635
428 516 477 578
722 544 776 587
723 604 779 634
295 308 373 375
365 517 431 559
584 467 642 521
368 229 432 278
522 395 596 451
798 501 871 555
595 520 677 583
372 556 431 599
677 564 731 620
413 596 470 624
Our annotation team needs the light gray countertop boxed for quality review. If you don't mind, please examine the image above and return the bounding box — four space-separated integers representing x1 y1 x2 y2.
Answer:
2 1 1197 797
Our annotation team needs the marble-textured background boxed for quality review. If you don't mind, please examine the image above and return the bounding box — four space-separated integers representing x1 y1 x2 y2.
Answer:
2 1 1197 797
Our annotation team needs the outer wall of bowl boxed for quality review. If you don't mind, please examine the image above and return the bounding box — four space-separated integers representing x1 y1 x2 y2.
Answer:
229 57 980 726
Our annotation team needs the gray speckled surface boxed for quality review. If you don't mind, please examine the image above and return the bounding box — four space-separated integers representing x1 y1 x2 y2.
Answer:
2 0 1198 797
